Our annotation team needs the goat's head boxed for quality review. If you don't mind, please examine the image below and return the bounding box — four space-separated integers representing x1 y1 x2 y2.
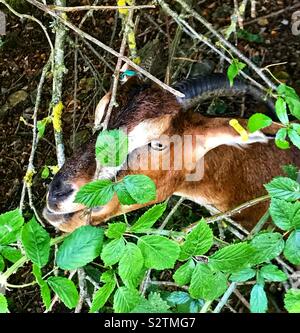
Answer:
43 74 272 232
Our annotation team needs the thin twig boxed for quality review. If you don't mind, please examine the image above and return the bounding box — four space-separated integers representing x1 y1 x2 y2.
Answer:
213 282 237 313
50 5 156 12
25 0 184 98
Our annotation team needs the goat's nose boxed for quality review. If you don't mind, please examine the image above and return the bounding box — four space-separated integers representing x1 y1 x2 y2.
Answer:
48 177 74 203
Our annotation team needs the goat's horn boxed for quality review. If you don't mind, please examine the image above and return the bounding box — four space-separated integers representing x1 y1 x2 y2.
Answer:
174 73 274 111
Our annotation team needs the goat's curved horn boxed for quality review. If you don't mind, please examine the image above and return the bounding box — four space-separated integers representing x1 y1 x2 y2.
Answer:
174 73 274 111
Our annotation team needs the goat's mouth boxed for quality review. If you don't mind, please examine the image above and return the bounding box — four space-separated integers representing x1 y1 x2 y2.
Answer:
43 205 104 230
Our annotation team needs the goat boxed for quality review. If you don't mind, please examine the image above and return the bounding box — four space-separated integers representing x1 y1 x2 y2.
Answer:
43 74 300 232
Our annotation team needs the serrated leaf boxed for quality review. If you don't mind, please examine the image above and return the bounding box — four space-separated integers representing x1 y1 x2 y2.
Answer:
167 291 191 305
288 128 300 149
89 280 116 313
260 264 287 282
250 284 268 313
122 175 156 204
247 113 272 133
21 217 50 268
113 287 141 313
277 84 300 119
283 230 300 265
173 259 195 286
284 289 300 313
114 182 136 205
265 177 300 201
250 232 284 264
137 235 180 270
179 219 213 260
0 209 24 246
1 246 22 263
100 270 115 283
130 203 167 233
47 276 79 310
74 180 115 208
189 263 227 301
229 267 256 282
131 292 171 313
0 294 8 313
101 238 126 266
118 243 144 288
96 129 128 167
32 264 51 310
105 222 127 239
209 242 254 273
275 128 290 150
269 198 295 230
275 97 289 125
227 60 246 86
56 225 104 270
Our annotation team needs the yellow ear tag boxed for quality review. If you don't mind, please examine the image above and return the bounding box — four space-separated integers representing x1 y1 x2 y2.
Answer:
229 119 249 142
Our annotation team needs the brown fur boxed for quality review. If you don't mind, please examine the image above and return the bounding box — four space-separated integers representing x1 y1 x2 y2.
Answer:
43 82 300 233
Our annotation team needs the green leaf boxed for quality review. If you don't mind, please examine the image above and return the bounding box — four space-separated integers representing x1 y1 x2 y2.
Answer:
21 217 50 268
0 209 24 246
47 276 79 310
236 29 264 43
89 280 116 313
173 259 195 286
275 97 289 125
131 292 171 313
260 264 287 282
250 284 268 313
265 177 300 201
96 129 128 167
189 263 227 301
283 230 300 265
167 291 191 305
113 287 141 313
209 242 254 273
37 117 51 139
41 166 50 179
118 243 144 288
1 246 22 263
179 219 213 260
32 264 51 310
100 270 115 283
283 164 298 180
229 267 256 282
277 84 300 119
105 222 127 239
284 289 300 313
122 175 156 204
101 238 126 266
275 128 290 150
247 113 273 133
74 180 115 208
288 128 300 149
0 294 8 313
56 225 104 270
250 232 284 264
0 255 4 272
130 203 167 233
137 235 180 270
227 60 246 86
269 198 294 230
114 182 136 205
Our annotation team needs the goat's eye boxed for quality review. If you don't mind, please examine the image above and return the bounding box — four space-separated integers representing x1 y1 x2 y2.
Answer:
150 140 167 151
